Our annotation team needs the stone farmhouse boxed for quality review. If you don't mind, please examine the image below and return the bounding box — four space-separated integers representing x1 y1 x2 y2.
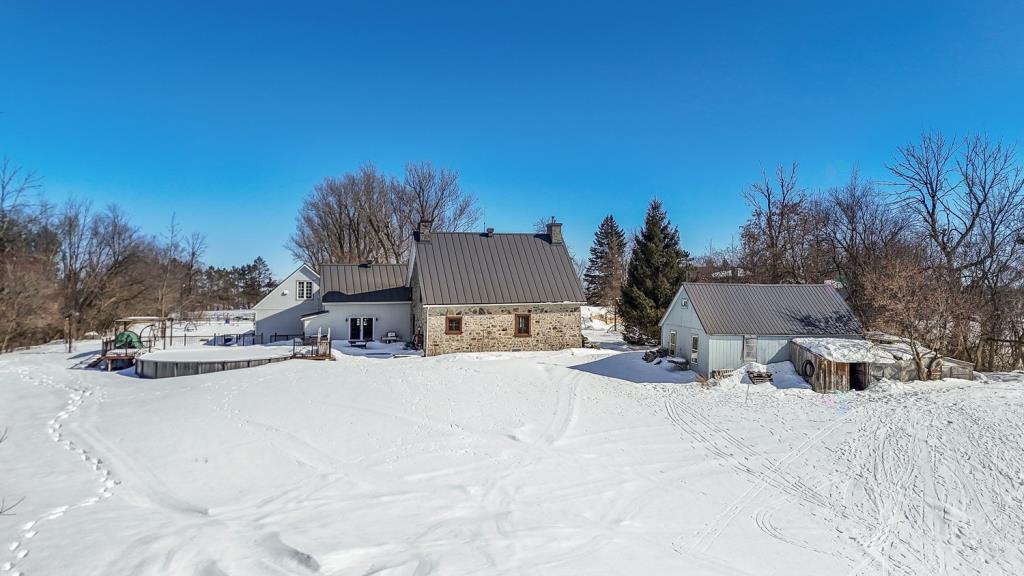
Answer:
255 220 586 356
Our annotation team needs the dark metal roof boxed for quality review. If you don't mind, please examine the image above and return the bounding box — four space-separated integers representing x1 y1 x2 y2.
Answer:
414 232 586 305
320 263 411 303
682 283 863 336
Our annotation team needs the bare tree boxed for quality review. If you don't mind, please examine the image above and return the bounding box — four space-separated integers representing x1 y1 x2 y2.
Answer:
0 157 41 245
820 171 909 326
888 133 1024 364
179 232 207 311
399 162 480 235
863 249 965 379
289 165 399 268
155 215 183 318
0 158 59 351
58 201 147 335
740 163 820 283
290 162 480 270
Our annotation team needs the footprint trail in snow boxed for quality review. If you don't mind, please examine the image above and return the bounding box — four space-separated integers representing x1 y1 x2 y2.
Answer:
4 369 117 576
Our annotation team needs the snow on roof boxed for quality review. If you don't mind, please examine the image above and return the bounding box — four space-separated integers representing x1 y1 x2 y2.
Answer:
865 332 937 361
792 337 896 364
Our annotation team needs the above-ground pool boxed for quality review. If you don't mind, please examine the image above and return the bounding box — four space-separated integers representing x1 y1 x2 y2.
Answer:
135 345 294 378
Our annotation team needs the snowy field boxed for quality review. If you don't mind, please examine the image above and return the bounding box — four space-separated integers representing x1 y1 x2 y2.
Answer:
2 340 1023 575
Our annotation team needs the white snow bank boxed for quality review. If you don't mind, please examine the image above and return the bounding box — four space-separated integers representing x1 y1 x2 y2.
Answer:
712 361 811 391
792 337 895 364
330 340 419 358
581 305 615 331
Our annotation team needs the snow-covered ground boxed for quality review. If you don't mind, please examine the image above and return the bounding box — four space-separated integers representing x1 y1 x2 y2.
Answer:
2 340 1023 575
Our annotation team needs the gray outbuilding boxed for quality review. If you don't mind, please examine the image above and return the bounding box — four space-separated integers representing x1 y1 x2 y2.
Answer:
659 283 864 378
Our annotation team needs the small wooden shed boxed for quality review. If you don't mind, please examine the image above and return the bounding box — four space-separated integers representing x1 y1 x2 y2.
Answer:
790 338 896 393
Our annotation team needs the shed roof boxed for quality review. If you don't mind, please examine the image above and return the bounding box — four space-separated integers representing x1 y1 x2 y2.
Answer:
681 283 863 336
320 263 411 303
413 232 586 306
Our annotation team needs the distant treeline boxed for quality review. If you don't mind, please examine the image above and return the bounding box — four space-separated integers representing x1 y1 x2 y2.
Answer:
0 159 275 350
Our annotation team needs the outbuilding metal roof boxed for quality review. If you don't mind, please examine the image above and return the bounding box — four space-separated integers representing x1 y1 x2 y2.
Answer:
320 263 411 303
682 283 863 336
414 232 586 306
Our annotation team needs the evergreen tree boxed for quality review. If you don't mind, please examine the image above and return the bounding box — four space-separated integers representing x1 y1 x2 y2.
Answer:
238 257 275 307
620 199 690 344
583 215 627 310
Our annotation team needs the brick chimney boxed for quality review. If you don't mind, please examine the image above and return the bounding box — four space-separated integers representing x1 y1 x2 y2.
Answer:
417 219 433 242
546 221 563 244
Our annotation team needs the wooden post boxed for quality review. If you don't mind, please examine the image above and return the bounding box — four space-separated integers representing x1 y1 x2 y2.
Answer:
64 313 73 353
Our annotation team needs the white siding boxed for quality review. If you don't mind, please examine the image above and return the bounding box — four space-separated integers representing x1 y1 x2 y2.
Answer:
253 265 320 337
660 286 710 376
708 334 862 374
303 302 412 342
709 335 743 373
757 336 794 364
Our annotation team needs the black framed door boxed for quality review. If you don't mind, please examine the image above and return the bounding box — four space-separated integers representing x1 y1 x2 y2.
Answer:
349 317 374 340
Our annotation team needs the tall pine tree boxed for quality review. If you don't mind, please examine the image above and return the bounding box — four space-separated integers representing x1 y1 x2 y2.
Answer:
583 215 627 310
620 199 689 344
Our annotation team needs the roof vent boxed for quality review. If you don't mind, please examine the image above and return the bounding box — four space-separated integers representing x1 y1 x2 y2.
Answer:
485 227 494 237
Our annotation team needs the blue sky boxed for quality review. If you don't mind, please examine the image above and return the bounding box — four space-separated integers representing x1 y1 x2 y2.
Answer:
2 1 1022 276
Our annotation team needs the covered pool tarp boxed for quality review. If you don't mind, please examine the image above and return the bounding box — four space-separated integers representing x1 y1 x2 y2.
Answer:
791 338 896 364
113 330 143 349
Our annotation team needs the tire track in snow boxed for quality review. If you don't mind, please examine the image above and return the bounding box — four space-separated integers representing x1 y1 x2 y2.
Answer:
665 398 839 513
690 404 859 555
539 372 579 447
3 368 116 576
665 394 865 552
835 383 1024 576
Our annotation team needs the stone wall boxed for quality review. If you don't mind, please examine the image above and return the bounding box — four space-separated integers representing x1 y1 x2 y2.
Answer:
410 262 425 343
422 303 582 356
